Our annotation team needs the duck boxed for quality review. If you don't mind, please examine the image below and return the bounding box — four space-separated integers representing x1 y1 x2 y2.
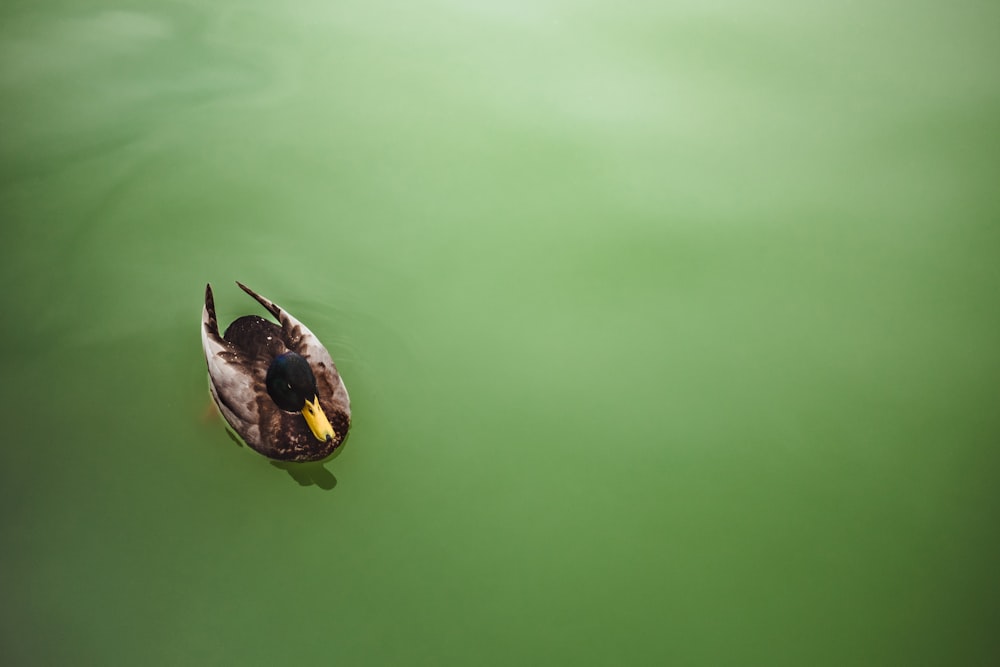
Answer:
201 282 351 462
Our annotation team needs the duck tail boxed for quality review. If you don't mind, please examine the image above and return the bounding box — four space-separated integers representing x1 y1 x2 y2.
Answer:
236 281 283 320
203 283 221 336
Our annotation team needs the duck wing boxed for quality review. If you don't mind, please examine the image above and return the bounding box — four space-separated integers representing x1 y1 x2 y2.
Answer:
202 283 264 448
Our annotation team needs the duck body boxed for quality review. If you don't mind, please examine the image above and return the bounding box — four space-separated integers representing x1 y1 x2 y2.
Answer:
201 282 351 462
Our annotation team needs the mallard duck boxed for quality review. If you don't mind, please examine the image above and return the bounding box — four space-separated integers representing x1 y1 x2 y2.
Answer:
201 282 351 462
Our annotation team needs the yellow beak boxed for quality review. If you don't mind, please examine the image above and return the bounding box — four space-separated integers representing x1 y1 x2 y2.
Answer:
301 396 336 442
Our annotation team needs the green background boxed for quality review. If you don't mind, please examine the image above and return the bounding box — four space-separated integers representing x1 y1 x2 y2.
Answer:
2 1 998 665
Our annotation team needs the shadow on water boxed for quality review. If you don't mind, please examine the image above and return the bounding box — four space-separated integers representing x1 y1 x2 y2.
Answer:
222 426 344 491
269 460 338 490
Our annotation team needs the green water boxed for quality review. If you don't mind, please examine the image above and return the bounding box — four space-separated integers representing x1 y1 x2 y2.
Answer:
2 1 998 664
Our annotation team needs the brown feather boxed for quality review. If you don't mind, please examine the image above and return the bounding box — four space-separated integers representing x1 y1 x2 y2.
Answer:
201 283 351 462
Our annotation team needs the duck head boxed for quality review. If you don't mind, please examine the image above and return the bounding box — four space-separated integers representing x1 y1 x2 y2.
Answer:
265 352 336 443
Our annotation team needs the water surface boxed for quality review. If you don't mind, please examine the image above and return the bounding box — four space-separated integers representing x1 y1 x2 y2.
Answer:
2 1 998 665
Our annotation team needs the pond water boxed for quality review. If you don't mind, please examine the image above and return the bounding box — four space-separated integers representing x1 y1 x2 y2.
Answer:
2 1 998 665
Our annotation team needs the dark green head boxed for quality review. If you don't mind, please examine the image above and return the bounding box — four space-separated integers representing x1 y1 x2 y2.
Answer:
265 352 337 443
266 352 319 411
